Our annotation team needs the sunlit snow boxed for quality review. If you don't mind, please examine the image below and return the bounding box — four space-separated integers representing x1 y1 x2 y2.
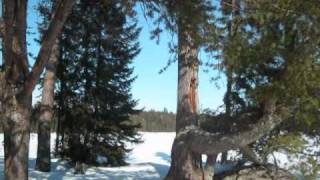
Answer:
0 132 319 179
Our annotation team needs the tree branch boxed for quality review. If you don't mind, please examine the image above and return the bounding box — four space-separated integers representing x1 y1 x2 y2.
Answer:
176 99 282 155
24 0 75 96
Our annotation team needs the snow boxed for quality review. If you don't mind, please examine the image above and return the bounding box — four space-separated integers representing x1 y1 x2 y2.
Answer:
0 132 319 179
0 132 175 180
96 155 108 165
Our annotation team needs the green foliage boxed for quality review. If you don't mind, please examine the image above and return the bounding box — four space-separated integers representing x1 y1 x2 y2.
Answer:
139 0 217 70
296 157 320 180
196 1 320 175
216 0 320 131
264 133 305 155
259 133 320 179
54 0 141 166
131 109 176 132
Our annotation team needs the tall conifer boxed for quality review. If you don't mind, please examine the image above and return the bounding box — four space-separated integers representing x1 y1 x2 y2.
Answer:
55 0 141 166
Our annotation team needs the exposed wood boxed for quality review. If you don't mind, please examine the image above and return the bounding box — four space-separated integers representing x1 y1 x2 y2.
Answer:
175 30 199 132
165 8 201 179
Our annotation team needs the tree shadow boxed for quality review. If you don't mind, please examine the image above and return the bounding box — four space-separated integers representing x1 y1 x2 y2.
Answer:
0 157 169 179
28 158 70 180
81 163 169 180
0 157 4 179
155 152 171 163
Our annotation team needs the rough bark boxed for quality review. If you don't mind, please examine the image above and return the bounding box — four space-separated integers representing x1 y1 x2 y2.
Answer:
0 77 31 180
35 41 59 172
1 1 30 179
167 94 280 179
3 99 31 180
0 0 75 179
176 99 279 155
165 12 201 179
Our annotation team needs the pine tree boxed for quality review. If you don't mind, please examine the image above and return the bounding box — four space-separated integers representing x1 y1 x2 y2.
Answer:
55 0 141 167
224 0 320 131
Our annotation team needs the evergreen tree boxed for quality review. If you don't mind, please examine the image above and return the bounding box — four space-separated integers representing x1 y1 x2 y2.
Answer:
222 0 320 132
55 0 141 167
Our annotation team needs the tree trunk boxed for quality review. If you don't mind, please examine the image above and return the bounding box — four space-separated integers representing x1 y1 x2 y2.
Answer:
1 0 74 179
1 1 30 179
35 41 58 172
165 13 201 179
204 154 216 180
166 139 203 180
2 90 31 180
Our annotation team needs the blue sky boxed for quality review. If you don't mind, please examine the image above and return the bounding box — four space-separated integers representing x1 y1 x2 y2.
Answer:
27 1 226 113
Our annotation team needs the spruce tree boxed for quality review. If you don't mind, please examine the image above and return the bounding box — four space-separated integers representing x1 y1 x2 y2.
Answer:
55 0 141 167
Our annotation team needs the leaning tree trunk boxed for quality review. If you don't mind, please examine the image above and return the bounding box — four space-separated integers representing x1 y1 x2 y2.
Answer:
165 15 203 179
35 41 59 172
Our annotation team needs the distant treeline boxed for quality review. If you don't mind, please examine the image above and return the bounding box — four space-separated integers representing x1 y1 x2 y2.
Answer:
0 108 176 133
131 109 176 132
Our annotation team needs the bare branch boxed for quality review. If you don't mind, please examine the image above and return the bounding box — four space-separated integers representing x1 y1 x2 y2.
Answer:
175 99 282 155
24 0 75 96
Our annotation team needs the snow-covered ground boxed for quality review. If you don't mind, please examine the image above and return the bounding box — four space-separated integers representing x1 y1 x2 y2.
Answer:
0 132 319 179
0 133 175 180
